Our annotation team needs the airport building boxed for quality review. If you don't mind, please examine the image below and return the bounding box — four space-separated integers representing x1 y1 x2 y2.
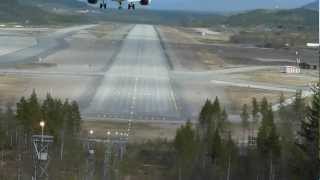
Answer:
280 66 301 74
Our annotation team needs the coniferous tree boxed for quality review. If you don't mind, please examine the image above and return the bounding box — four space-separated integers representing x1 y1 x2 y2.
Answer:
260 97 269 118
70 101 81 135
220 108 228 132
16 97 30 133
0 109 4 148
174 121 197 180
257 105 280 180
28 90 42 132
224 132 238 180
251 97 260 139
210 97 222 136
292 90 306 130
278 93 293 142
4 103 17 147
296 86 319 179
252 97 260 124
199 99 212 127
241 104 250 142
257 106 280 156
211 129 222 163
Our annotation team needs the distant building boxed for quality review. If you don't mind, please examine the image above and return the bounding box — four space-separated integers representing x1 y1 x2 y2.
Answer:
280 66 300 74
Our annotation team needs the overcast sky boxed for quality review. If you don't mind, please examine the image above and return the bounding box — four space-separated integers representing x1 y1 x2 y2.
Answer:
80 0 316 12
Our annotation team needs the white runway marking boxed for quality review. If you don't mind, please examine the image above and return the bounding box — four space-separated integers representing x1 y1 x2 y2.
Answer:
85 25 180 120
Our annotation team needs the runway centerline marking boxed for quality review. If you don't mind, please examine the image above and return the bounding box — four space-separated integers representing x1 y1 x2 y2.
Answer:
85 25 180 120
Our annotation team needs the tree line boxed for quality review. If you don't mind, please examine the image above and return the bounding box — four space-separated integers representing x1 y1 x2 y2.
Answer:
173 87 319 180
0 90 85 180
0 87 318 180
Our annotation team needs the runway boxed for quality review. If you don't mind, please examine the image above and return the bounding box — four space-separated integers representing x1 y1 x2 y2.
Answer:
84 25 181 121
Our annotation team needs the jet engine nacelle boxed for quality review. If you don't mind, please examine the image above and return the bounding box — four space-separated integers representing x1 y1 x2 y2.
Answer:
87 0 98 4
140 0 151 6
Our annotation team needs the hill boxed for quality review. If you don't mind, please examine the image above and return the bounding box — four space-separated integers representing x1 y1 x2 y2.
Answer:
0 0 89 25
21 0 88 11
302 1 318 11
226 8 318 31
0 0 317 29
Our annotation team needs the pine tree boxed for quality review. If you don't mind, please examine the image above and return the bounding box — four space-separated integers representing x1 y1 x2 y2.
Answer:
0 108 4 148
220 108 228 131
174 121 197 161
224 132 238 180
210 97 222 134
70 101 81 135
257 106 280 180
296 85 319 179
4 103 17 147
252 97 260 124
211 129 222 163
292 90 306 130
257 106 280 156
241 104 250 142
28 90 42 132
212 97 221 115
260 97 269 118
278 93 293 142
174 121 197 179
16 97 30 132
199 99 212 127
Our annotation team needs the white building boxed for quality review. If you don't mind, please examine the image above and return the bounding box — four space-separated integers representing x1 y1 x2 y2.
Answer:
280 66 300 74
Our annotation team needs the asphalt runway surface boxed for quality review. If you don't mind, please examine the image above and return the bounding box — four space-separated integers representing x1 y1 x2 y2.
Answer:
84 25 181 121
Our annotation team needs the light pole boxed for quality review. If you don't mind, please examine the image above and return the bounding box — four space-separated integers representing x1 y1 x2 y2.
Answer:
89 129 94 136
40 121 45 143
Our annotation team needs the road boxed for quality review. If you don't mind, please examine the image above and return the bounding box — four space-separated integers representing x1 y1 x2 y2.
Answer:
210 80 299 92
0 25 95 65
84 25 181 121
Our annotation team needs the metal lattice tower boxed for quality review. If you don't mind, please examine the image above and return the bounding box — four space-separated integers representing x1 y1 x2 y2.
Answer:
31 135 53 180
103 141 112 180
86 139 96 180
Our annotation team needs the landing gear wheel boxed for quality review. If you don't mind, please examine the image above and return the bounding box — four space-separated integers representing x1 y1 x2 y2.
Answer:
118 2 123 10
100 3 103 8
104 3 107 9
128 3 135 10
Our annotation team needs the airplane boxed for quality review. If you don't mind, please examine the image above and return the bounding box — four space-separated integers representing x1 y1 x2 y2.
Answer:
87 0 151 10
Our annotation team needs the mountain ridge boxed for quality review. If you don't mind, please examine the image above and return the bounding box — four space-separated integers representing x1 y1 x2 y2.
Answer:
301 1 318 11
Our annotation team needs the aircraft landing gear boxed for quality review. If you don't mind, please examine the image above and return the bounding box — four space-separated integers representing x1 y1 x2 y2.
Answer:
118 2 123 9
100 0 107 9
100 3 107 9
128 3 135 10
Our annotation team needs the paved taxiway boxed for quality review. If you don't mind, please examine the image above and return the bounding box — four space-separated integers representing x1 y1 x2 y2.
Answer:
0 25 95 64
